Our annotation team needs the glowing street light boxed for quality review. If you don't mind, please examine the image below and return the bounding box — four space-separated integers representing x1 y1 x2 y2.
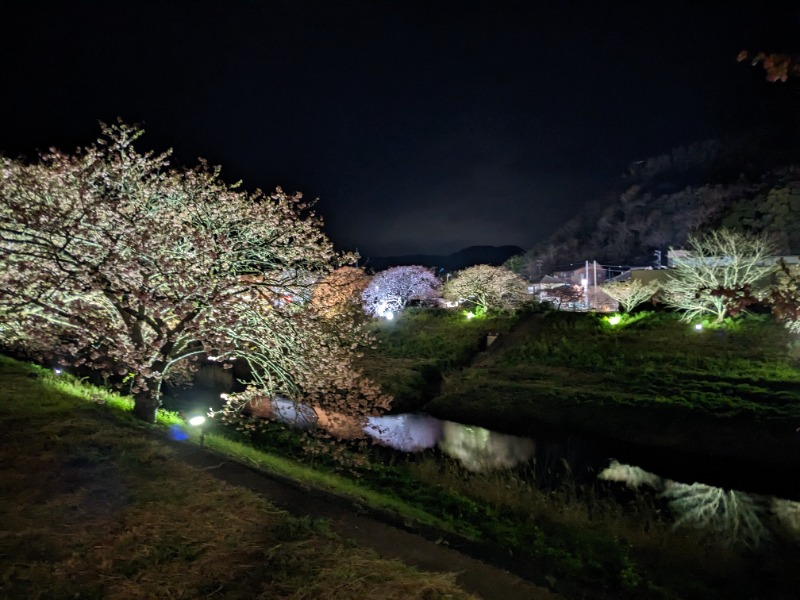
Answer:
188 414 207 446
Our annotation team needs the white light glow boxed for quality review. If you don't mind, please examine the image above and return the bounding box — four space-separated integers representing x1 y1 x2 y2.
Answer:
188 415 206 427
694 323 703 331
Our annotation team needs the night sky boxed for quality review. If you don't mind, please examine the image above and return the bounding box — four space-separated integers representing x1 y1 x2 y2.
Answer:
2 1 799 256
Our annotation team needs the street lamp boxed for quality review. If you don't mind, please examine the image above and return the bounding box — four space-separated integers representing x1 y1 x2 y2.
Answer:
188 414 207 446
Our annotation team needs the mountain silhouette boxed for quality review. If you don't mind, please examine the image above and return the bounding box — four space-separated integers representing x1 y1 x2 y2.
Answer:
362 245 525 273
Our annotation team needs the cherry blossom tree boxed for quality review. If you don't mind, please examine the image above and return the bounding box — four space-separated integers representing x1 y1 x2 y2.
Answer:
442 264 528 313
361 266 441 318
0 122 388 423
542 285 584 310
662 229 776 323
310 266 370 319
601 279 659 312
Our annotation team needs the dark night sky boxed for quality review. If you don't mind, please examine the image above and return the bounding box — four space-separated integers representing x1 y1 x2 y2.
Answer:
2 1 799 256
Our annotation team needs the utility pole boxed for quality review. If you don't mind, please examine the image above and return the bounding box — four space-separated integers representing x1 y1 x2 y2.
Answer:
583 260 589 309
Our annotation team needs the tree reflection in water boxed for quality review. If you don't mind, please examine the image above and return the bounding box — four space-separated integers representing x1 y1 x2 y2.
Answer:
599 460 800 549
437 422 535 472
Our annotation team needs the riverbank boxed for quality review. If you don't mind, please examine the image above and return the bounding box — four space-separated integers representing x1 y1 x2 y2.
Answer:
5 355 800 599
0 357 482 600
365 309 800 495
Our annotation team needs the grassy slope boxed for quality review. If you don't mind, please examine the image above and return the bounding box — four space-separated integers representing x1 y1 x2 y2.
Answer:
361 308 517 412
0 357 473 600
412 311 800 461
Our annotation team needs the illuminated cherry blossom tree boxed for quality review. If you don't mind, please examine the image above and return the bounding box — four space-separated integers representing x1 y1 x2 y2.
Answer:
601 279 659 312
442 264 528 313
0 122 388 422
662 228 776 323
310 266 370 319
361 266 441 318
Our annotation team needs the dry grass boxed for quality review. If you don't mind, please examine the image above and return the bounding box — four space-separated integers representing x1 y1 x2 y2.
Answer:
0 357 474 600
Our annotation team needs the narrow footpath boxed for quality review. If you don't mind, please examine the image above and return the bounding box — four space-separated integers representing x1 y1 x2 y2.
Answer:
163 437 560 600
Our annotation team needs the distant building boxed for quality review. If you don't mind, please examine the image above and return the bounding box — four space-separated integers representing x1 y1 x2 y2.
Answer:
551 264 608 287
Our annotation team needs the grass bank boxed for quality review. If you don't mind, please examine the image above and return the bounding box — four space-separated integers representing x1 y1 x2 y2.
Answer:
0 357 472 599
360 308 518 412
397 310 800 465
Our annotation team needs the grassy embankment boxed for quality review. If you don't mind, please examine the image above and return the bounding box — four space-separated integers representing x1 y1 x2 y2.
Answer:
5 306 800 599
214 307 800 599
402 309 800 462
0 356 473 599
359 308 518 412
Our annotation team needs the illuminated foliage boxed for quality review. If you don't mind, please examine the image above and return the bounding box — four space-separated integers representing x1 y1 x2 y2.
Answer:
738 50 800 82
442 264 527 313
601 279 659 313
361 266 441 318
662 228 776 323
542 284 583 310
769 260 800 334
310 266 370 319
0 122 388 423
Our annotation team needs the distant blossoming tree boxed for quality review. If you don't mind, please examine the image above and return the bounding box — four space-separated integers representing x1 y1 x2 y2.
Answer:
310 266 370 319
442 265 528 312
361 266 441 317
601 279 659 312
769 260 800 334
543 285 583 310
662 228 776 323
0 122 388 423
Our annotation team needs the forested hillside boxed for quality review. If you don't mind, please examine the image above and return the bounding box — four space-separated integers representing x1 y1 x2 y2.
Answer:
512 130 800 276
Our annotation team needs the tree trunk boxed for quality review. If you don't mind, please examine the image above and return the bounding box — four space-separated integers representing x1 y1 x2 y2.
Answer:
132 377 162 423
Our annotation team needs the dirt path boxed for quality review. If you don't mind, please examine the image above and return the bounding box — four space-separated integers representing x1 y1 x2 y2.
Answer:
163 437 560 600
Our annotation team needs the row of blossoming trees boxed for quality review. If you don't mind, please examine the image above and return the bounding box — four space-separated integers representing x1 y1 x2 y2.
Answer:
0 123 531 423
354 263 529 318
